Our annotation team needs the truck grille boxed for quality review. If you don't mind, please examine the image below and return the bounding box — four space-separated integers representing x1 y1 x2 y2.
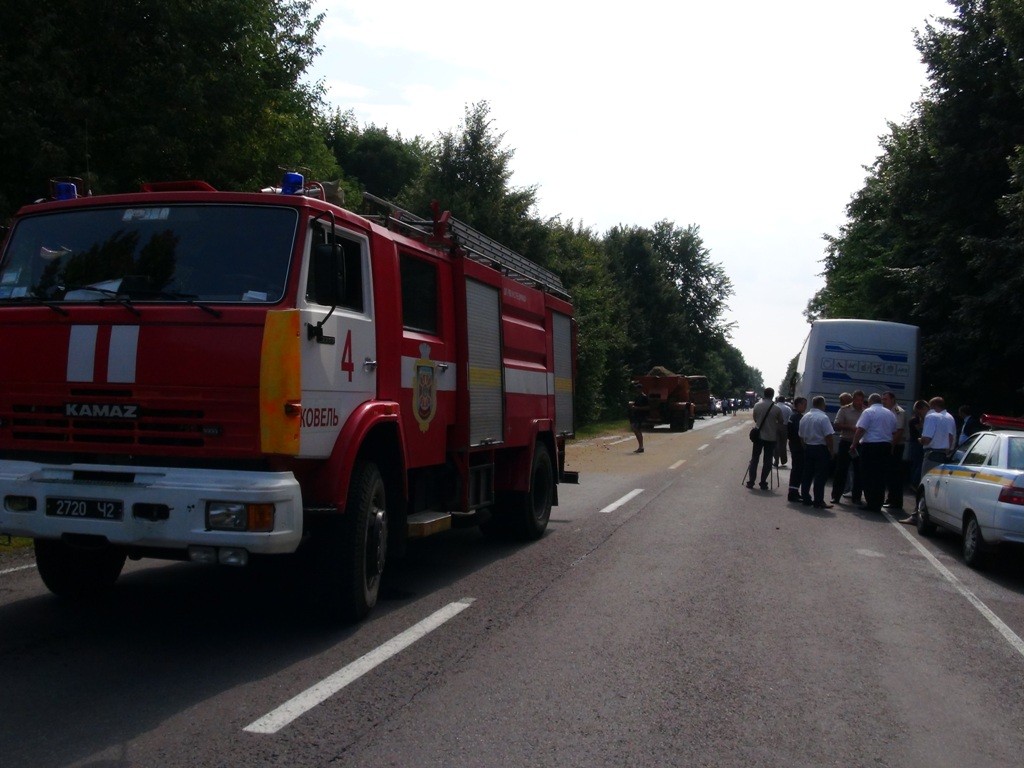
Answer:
3 387 257 455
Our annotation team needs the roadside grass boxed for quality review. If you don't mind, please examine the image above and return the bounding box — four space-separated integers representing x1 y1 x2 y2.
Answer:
0 536 33 553
572 419 628 441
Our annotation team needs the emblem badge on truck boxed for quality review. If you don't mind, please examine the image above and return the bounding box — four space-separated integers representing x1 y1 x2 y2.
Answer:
413 343 437 433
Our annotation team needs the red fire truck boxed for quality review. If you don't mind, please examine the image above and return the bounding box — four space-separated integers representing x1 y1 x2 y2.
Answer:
0 175 577 620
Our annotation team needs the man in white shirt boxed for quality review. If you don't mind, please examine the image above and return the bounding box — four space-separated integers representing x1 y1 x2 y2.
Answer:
920 396 957 481
798 396 835 508
851 393 898 512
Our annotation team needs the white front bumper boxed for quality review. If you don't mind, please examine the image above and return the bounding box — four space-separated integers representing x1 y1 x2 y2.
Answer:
0 460 303 554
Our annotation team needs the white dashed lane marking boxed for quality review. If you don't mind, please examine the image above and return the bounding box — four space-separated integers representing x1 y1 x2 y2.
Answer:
244 599 476 735
599 489 644 514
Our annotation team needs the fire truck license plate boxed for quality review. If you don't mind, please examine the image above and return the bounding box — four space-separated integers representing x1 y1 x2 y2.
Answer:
45 497 124 520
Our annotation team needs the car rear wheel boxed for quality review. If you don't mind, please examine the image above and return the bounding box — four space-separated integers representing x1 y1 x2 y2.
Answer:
962 514 987 569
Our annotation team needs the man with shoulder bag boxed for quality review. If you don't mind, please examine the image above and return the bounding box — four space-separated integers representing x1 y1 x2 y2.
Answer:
747 387 786 490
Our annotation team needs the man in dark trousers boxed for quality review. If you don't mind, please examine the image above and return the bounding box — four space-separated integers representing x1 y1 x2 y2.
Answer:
851 393 897 512
747 387 786 490
798 396 836 508
786 397 807 502
629 382 649 454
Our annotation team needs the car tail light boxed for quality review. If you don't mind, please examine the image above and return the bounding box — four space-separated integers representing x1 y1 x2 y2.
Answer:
997 486 1024 506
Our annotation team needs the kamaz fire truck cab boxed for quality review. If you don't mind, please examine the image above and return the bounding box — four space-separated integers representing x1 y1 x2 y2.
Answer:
0 175 577 621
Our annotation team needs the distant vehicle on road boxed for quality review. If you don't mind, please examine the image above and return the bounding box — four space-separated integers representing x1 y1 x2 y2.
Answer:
687 375 712 418
630 373 695 431
793 319 919 415
915 415 1024 568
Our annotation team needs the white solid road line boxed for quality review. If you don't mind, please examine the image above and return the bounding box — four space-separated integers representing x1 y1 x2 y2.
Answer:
244 598 476 735
599 489 644 514
885 510 1024 660
0 563 35 577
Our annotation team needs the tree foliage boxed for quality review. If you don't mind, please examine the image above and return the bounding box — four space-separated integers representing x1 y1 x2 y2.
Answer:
324 109 425 200
813 0 1024 412
0 0 335 216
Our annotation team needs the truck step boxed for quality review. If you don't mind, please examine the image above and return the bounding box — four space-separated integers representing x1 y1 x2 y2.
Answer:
406 511 452 538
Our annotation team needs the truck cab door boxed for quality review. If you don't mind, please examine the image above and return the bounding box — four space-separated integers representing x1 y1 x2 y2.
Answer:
297 225 376 457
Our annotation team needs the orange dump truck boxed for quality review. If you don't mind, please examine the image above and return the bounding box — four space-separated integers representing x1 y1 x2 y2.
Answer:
631 374 695 431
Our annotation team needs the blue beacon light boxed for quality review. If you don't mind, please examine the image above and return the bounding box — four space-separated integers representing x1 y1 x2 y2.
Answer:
53 182 78 200
280 172 304 195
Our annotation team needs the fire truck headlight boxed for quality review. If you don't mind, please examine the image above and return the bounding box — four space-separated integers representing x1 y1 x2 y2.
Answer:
207 502 247 531
206 502 275 532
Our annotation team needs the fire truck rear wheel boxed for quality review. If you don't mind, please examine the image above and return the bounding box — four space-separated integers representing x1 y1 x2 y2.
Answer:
514 443 554 540
33 538 127 599
340 460 388 621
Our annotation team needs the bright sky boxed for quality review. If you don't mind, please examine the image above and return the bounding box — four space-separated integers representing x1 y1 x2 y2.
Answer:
309 0 953 391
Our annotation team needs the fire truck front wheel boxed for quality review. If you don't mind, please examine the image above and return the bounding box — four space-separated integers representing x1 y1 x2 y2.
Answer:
313 460 388 622
33 538 127 599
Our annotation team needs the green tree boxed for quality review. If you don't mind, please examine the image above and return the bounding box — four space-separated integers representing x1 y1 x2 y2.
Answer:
0 0 336 217
814 0 1024 410
325 109 425 199
545 220 630 422
605 221 734 384
402 101 546 262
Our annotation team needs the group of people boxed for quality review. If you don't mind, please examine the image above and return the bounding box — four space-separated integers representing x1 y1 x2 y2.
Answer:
745 387 970 522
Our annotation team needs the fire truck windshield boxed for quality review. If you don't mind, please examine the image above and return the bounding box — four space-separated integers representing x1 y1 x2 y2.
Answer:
0 204 297 304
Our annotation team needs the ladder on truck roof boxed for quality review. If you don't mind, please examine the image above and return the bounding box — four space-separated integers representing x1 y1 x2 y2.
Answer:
362 192 569 301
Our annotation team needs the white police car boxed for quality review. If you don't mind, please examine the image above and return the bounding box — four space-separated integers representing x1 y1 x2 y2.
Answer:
915 415 1024 567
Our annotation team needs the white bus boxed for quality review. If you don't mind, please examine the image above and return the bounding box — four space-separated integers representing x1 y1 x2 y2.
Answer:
793 319 919 415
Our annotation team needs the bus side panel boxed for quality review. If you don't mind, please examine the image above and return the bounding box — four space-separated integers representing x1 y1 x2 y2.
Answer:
796 320 919 414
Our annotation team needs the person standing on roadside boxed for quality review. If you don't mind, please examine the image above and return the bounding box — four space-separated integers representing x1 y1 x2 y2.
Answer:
850 393 898 513
882 391 907 512
907 399 929 489
747 387 786 490
629 382 649 454
901 397 954 524
957 405 982 446
831 391 864 504
798 396 835 508
775 396 793 468
786 397 807 502
919 396 957 477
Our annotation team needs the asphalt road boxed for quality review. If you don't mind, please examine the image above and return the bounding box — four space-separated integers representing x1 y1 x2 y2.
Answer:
2 414 1024 767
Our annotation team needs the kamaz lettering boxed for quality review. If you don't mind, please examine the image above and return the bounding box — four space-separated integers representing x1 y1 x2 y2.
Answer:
64 403 139 419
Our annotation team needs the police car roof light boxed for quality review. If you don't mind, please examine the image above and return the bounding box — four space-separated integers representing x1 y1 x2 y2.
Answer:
981 414 1024 430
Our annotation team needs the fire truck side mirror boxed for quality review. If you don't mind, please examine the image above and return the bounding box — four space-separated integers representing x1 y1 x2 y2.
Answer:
310 242 343 307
